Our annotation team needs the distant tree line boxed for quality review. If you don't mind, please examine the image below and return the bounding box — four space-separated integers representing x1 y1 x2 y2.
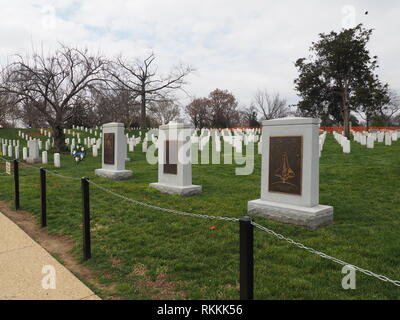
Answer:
0 42 291 139
185 89 290 129
1 24 399 152
0 44 192 151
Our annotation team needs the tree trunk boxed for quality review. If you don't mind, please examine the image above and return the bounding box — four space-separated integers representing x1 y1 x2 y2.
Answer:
342 87 350 138
140 92 146 129
52 125 68 153
343 107 350 138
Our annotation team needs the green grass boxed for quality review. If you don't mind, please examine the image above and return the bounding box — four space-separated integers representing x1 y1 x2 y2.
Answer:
0 128 399 299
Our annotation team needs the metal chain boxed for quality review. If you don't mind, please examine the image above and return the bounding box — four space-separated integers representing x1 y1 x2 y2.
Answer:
87 180 239 222
0 157 80 181
1 156 399 288
251 221 400 287
43 169 81 181
18 161 41 171
87 178 400 288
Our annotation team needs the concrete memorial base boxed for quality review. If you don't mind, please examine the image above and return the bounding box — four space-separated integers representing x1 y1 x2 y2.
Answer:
248 199 333 230
95 168 132 180
149 182 202 197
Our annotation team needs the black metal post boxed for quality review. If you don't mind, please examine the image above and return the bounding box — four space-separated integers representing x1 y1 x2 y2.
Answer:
240 216 254 300
81 177 91 260
13 159 20 210
40 168 47 228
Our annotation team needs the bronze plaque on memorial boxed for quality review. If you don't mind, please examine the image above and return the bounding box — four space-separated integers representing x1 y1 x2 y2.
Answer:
268 136 302 195
104 133 115 165
164 140 177 175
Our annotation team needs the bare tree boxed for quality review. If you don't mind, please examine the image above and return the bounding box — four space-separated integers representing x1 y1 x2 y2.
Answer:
109 52 193 129
253 90 288 120
148 96 180 125
19 99 48 128
393 114 400 126
0 91 18 127
184 89 240 128
380 89 400 125
185 97 211 129
91 84 140 128
239 104 260 127
0 44 108 151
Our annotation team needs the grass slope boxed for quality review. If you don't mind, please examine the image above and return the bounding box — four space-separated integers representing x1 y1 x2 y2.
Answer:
0 128 399 299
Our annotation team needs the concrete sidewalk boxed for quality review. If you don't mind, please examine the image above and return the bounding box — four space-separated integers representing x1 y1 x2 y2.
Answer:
0 212 100 300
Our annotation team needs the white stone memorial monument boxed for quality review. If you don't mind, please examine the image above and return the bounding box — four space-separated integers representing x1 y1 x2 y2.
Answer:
150 121 202 196
247 117 334 229
95 122 132 180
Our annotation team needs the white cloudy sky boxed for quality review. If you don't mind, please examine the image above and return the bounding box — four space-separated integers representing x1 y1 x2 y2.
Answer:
0 0 399 109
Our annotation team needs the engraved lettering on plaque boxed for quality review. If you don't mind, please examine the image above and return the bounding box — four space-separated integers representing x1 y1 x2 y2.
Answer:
164 140 177 175
268 136 302 195
104 133 115 165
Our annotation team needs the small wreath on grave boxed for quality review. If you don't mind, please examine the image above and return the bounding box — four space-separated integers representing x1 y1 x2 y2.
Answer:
72 145 86 164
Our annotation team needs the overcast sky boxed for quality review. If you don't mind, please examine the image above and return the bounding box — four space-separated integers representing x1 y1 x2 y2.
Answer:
0 0 399 109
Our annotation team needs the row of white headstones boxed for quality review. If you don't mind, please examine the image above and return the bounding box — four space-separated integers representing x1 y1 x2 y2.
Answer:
142 128 263 155
332 130 399 153
68 127 265 166
1 139 59 167
2 127 144 167
7 125 397 169
4 126 265 168
14 130 59 166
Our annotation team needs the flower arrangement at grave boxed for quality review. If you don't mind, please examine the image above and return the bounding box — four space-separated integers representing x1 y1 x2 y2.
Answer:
72 145 86 164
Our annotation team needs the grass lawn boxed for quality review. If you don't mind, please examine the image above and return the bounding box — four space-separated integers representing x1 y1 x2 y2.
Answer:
0 128 399 299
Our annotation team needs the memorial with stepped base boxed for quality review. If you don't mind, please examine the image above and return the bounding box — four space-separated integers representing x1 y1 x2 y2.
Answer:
150 121 202 197
95 122 132 180
248 117 334 229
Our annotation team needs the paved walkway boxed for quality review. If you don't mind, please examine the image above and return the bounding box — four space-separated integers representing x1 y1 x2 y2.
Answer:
0 212 100 300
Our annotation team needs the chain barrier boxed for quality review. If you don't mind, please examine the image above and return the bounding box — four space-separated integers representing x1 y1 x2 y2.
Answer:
42 169 81 181
87 180 239 223
0 156 399 288
18 161 40 171
0 156 80 181
86 178 400 288
251 221 400 287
